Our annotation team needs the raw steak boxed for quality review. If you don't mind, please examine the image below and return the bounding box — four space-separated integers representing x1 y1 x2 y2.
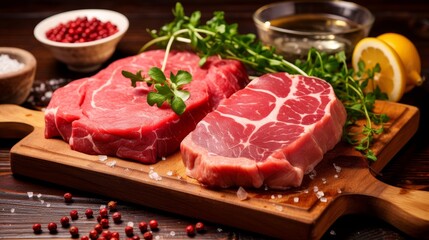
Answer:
44 50 249 164
181 73 347 189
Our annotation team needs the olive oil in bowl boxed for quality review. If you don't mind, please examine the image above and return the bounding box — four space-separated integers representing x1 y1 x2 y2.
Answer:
253 1 374 61
268 13 366 60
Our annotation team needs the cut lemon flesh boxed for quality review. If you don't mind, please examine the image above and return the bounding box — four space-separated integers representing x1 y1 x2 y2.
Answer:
377 33 423 91
352 37 406 102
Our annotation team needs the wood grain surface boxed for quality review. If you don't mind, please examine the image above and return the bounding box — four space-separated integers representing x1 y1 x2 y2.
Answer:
1 101 427 239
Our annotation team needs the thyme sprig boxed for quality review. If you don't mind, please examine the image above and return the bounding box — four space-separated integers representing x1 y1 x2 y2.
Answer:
129 2 389 160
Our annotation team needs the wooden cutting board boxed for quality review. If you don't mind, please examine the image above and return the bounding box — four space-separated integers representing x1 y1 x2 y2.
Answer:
1 102 428 239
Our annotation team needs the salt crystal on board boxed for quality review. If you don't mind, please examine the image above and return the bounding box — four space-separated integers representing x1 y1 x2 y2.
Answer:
98 155 108 162
322 178 327 184
333 163 342 173
169 231 176 236
275 205 283 211
293 197 299 203
106 160 116 167
10 208 15 213
149 170 162 181
166 170 173 176
127 221 134 227
313 186 319 192
27 192 33 198
236 187 248 201
37 193 42 198
316 191 325 199
320 197 328 203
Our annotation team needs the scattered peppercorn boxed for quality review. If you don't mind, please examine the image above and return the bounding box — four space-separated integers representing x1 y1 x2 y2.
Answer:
47 222 58 234
125 225 134 237
186 224 195 237
94 223 103 234
138 221 148 233
87 229 98 240
142 231 153 240
149 220 158 230
195 221 205 233
32 223 42 234
64 192 73 203
111 231 120 239
70 209 79 220
100 218 109 228
131 235 140 240
69 226 79 238
100 207 109 218
112 212 122 224
60 216 70 227
101 230 112 239
85 208 94 218
108 201 117 212
45 16 119 43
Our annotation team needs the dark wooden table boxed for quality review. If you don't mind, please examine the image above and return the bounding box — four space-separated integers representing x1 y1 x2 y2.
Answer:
1 0 428 239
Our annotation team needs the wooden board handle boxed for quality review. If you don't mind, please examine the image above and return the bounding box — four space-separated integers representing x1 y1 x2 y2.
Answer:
0 104 44 138
360 174 429 238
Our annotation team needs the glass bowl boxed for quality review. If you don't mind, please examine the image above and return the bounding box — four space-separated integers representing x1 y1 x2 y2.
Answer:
253 0 374 61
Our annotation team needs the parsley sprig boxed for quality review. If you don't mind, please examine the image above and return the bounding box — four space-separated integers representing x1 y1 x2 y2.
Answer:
122 67 191 115
133 2 389 160
295 49 389 161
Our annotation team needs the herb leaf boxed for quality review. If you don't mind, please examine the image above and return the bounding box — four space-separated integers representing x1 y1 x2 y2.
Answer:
122 67 191 115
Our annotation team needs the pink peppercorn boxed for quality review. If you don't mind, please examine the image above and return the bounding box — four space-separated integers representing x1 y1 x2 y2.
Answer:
32 223 42 234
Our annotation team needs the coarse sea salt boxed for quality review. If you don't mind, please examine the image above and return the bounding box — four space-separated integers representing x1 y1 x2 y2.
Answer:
149 169 162 181
106 160 116 167
0 54 24 74
27 192 33 198
316 191 325 199
293 197 299 203
237 187 248 201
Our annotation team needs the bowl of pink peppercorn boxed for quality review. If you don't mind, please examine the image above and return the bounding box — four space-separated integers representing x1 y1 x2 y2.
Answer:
34 9 128 72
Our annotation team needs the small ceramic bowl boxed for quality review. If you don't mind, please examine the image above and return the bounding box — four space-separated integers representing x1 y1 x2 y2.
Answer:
0 47 36 105
34 9 129 72
253 1 374 60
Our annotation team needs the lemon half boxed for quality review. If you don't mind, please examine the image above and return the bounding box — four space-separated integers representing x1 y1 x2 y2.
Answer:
352 37 406 102
377 33 423 92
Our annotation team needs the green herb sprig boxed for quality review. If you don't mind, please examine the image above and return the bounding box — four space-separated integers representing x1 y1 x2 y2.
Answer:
134 2 389 160
295 49 389 161
122 67 191 115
